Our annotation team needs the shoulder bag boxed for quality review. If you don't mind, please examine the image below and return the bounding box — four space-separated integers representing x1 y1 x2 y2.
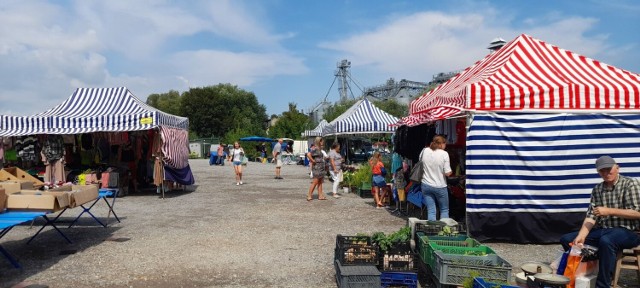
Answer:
409 148 425 183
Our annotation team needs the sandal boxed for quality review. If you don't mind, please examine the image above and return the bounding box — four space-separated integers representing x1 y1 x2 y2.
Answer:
318 197 328 200
307 197 313 201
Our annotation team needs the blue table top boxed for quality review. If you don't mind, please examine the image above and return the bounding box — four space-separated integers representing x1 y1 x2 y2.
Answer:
0 211 47 219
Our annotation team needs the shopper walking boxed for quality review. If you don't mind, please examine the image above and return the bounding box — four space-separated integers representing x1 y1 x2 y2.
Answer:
228 141 245 186
420 135 452 220
306 137 327 201
328 142 343 198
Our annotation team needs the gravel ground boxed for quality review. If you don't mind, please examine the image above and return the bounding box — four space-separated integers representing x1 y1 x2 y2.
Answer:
0 159 638 287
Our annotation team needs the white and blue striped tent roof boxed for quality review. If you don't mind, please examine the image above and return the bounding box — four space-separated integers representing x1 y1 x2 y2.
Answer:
322 98 398 136
0 87 189 136
302 119 328 137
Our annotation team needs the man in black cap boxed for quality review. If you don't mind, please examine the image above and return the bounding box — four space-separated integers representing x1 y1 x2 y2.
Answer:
559 155 640 287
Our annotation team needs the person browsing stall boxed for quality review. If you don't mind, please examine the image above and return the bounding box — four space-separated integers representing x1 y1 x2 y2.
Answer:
369 151 388 208
420 135 452 220
227 141 245 186
559 156 640 288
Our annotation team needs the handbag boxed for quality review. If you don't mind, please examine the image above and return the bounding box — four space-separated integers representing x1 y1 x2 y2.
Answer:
409 149 425 183
380 167 387 177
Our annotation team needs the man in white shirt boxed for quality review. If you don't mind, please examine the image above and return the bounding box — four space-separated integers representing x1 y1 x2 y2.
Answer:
272 139 283 179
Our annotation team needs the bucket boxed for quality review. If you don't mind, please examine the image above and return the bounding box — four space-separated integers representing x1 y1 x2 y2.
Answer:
514 272 528 288
343 187 349 194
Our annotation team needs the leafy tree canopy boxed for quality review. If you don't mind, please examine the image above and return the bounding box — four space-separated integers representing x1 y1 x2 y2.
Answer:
180 84 268 139
373 98 408 118
268 103 310 140
146 90 183 117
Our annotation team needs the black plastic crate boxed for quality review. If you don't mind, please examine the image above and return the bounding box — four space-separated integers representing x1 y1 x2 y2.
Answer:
335 234 378 265
335 260 381 288
378 241 417 272
415 221 466 237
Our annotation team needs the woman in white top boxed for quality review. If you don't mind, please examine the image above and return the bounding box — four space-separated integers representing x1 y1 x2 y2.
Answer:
328 142 344 198
420 135 452 220
227 141 245 186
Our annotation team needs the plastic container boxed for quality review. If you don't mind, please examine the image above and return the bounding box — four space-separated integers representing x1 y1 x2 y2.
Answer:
432 250 512 286
418 235 493 268
380 271 418 288
335 259 381 288
378 241 416 272
335 234 378 265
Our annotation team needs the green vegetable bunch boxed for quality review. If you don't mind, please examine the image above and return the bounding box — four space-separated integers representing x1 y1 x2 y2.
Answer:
371 226 411 252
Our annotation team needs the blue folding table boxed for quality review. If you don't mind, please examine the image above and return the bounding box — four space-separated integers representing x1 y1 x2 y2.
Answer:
0 211 46 268
68 188 120 228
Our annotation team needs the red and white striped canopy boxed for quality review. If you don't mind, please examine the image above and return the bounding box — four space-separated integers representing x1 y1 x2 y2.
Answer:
401 34 640 126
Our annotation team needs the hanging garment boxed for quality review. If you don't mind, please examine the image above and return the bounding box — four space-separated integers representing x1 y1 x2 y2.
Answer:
42 135 64 163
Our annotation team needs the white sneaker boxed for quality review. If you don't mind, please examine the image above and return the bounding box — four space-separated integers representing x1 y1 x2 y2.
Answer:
236 182 240 186
240 181 243 185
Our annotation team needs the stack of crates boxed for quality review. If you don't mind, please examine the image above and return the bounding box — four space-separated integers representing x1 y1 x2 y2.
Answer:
378 241 418 288
334 234 381 288
414 221 512 287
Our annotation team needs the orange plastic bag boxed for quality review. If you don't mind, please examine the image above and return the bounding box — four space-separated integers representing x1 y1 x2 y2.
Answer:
563 253 581 288
563 244 597 288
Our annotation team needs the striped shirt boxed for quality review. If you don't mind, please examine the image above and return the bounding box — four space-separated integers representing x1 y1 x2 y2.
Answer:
586 175 640 231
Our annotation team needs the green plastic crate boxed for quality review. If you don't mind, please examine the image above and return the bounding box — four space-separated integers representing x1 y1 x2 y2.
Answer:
418 235 482 268
432 250 512 286
415 233 468 255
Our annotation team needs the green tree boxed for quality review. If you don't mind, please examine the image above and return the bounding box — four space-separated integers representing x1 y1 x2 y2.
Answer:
323 99 357 122
146 90 183 116
373 98 408 118
269 103 310 139
181 84 268 138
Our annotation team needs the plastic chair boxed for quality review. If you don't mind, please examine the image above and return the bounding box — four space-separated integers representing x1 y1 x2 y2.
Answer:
612 245 640 288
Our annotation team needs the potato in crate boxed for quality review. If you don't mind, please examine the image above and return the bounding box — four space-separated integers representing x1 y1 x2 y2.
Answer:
378 241 417 272
334 234 378 265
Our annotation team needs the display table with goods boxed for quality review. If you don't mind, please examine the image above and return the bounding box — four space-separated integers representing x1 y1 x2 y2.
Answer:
0 183 119 269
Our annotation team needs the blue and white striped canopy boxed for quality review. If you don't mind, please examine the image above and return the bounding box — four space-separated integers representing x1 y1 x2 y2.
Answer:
0 87 189 136
302 119 328 137
322 98 398 136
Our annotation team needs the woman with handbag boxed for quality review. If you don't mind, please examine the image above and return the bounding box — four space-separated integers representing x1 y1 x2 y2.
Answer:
369 151 388 208
228 141 245 186
420 135 452 220
306 137 327 201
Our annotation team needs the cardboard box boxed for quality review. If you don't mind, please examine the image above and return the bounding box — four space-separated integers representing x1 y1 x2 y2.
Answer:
0 181 22 194
0 180 33 191
0 167 44 187
50 184 99 208
0 188 6 212
6 190 70 211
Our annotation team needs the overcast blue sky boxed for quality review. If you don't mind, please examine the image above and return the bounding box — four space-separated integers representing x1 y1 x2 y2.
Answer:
0 0 638 116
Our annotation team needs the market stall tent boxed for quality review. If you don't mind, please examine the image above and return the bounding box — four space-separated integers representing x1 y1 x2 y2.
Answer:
399 34 640 243
0 87 194 187
323 98 398 136
302 119 328 137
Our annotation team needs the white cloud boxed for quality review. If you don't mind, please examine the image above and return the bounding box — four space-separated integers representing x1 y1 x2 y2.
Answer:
168 50 307 87
320 9 623 85
0 0 306 115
